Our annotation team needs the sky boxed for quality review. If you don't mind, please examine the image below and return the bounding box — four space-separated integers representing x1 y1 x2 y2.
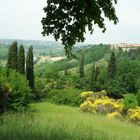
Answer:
0 0 140 44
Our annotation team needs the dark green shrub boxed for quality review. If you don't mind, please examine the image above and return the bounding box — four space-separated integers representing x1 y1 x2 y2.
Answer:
47 88 82 106
123 94 138 109
0 88 9 114
0 69 32 111
107 80 126 99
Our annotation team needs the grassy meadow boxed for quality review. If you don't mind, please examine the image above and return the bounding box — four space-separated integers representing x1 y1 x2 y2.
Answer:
0 102 140 140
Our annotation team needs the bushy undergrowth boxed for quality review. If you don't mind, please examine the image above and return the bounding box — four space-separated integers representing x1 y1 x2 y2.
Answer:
47 88 82 106
0 69 32 112
80 91 140 125
123 94 138 109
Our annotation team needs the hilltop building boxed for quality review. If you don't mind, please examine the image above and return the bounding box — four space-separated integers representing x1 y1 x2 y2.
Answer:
111 43 140 51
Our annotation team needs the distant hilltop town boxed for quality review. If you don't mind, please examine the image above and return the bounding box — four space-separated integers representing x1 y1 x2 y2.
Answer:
111 43 140 51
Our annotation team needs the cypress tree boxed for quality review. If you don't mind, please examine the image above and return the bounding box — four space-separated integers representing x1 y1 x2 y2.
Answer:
6 41 18 75
6 45 12 75
79 53 84 78
108 51 116 79
11 41 18 69
90 63 95 90
0 60 1 70
94 66 100 82
26 46 34 90
17 45 25 74
64 68 68 76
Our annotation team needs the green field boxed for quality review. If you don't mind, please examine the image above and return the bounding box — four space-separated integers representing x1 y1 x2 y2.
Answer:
0 102 140 140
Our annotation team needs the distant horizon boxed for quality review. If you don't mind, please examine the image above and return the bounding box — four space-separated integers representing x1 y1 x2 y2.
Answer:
0 38 140 45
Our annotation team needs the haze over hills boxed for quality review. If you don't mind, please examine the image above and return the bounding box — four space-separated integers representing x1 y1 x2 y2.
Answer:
0 39 89 48
0 39 63 48
0 39 91 60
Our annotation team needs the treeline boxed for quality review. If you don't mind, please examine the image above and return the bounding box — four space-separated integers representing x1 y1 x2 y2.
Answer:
7 41 34 90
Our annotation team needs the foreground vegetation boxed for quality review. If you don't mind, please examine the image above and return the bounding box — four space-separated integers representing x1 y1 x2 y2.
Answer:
0 102 140 140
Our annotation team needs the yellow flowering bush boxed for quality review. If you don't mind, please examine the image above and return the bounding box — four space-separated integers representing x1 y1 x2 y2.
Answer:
80 90 140 125
107 112 123 120
80 100 92 112
80 95 124 114
94 90 107 99
92 98 124 114
80 91 94 99
127 107 140 124
80 90 107 100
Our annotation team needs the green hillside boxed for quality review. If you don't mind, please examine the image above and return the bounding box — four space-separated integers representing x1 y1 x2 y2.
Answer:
35 44 110 75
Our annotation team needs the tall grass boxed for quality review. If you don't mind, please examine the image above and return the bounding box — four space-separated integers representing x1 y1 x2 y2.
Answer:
0 102 140 140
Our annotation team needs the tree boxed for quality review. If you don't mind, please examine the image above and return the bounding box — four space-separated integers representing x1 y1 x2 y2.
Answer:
6 45 12 75
0 60 1 70
119 72 137 93
17 45 25 74
64 68 68 76
107 79 126 99
42 0 118 56
90 63 95 90
79 53 84 78
108 51 116 79
11 41 18 69
6 41 18 74
94 66 100 82
26 46 34 90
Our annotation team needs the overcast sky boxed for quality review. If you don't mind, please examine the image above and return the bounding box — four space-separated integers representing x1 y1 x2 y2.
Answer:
0 0 140 44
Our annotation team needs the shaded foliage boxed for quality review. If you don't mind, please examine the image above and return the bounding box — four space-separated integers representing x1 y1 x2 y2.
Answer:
0 88 9 114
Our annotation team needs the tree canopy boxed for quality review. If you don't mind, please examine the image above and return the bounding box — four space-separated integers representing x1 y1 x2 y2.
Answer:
42 0 118 56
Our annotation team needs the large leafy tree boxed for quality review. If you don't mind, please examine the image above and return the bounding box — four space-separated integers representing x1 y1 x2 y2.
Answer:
42 0 118 56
